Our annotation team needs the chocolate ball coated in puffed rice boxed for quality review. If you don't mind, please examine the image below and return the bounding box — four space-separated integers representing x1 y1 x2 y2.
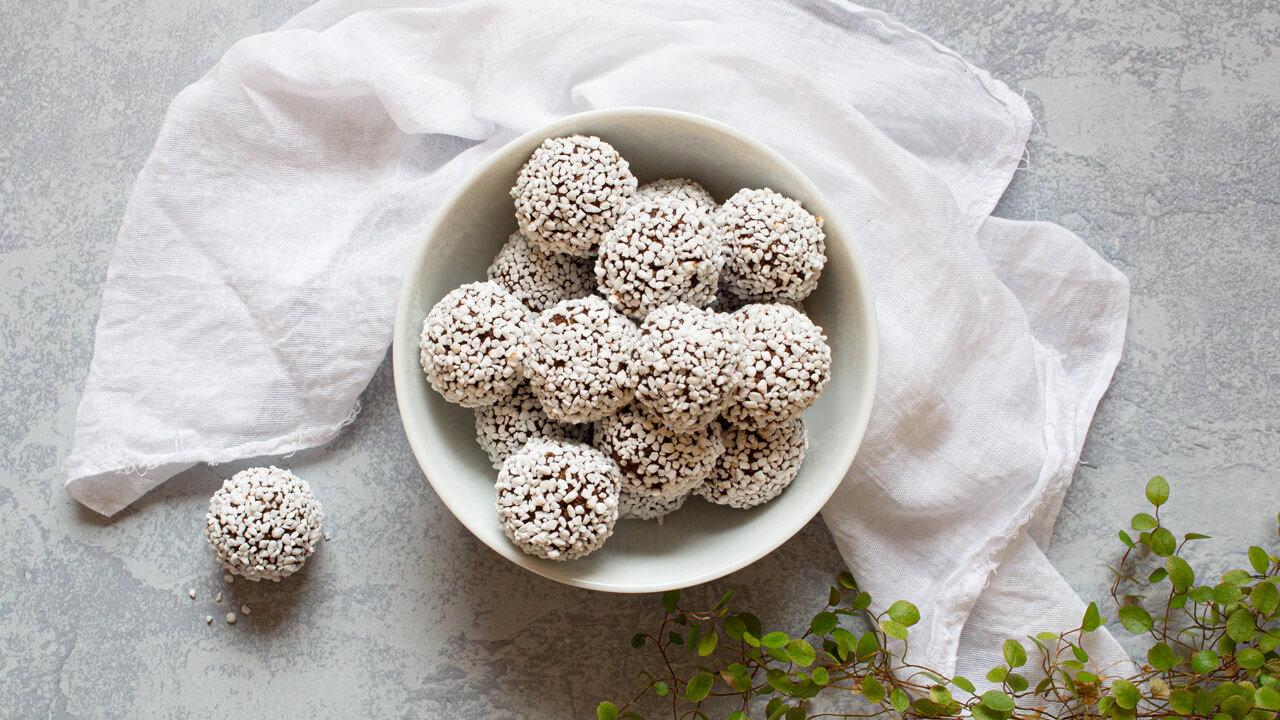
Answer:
495 439 621 561
487 231 595 312
511 135 637 256
620 490 688 523
633 302 747 432
696 417 807 509
722 303 831 430
717 188 826 303
636 178 716 211
524 295 640 423
596 195 722 319
474 383 591 470
205 466 324 581
419 281 529 407
594 405 724 498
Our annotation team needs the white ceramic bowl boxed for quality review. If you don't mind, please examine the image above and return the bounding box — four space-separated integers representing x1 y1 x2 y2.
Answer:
393 108 877 592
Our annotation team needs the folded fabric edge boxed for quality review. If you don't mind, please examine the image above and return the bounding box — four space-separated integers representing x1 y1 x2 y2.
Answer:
63 425 346 516
833 2 1036 224
919 220 1133 674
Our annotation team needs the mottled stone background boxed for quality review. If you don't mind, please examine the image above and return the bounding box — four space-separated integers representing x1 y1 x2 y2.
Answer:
1 1 1276 717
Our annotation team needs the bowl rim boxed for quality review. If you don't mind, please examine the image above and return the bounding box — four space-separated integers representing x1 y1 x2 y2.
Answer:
393 106 879 592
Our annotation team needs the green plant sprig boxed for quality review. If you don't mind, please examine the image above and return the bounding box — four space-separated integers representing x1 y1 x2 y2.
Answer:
598 478 1280 720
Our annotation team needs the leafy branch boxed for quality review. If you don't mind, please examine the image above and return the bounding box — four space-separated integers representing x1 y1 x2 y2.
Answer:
599 477 1280 720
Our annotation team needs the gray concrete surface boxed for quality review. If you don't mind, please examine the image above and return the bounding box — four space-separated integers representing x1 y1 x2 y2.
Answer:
2 1 1277 717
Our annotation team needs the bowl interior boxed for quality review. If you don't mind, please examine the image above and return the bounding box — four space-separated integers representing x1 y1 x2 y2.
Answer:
394 108 877 592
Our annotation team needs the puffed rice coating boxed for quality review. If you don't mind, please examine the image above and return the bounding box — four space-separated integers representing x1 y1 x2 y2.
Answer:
495 439 621 561
717 188 826 303
633 302 747 432
524 295 640 423
419 281 529 407
487 231 595 312
596 195 722 319
594 405 724 498
474 383 592 470
635 178 716 211
696 417 807 509
205 466 324 582
722 303 831 430
619 490 688 523
511 135 637 256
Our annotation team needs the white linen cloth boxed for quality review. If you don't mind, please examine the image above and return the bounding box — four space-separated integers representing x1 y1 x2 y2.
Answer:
66 0 1132 681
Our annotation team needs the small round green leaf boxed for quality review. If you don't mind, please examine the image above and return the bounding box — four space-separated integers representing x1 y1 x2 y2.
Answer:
930 685 953 706
1007 673 1029 693
1192 649 1220 674
1215 582 1244 605
1081 602 1103 632
1251 581 1279 616
785 638 816 667
662 589 681 614
1189 585 1214 603
888 600 921 627
785 707 806 720
1220 695 1250 720
761 631 789 649
1227 608 1259 642
1132 513 1158 531
1223 569 1253 586
1167 556 1195 592
698 629 718 657
1146 476 1170 506
839 571 857 589
1250 546 1270 574
862 676 886 704
856 631 880 660
1111 679 1141 709
1119 605 1154 634
1170 689 1195 715
1119 530 1136 548
853 592 872 610
725 615 746 641
597 701 618 720
1003 639 1027 668
986 666 1008 683
951 676 976 693
1238 648 1265 670
811 667 829 686
1148 641 1178 671
981 690 1015 712
809 612 838 636
890 688 910 712
1150 527 1177 557
684 672 713 702
630 633 647 649
1149 567 1169 583
1256 687 1280 711
720 664 751 693
881 620 909 640
653 680 669 696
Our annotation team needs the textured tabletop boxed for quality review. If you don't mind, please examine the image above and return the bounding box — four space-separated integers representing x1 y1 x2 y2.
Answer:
2 1 1277 717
